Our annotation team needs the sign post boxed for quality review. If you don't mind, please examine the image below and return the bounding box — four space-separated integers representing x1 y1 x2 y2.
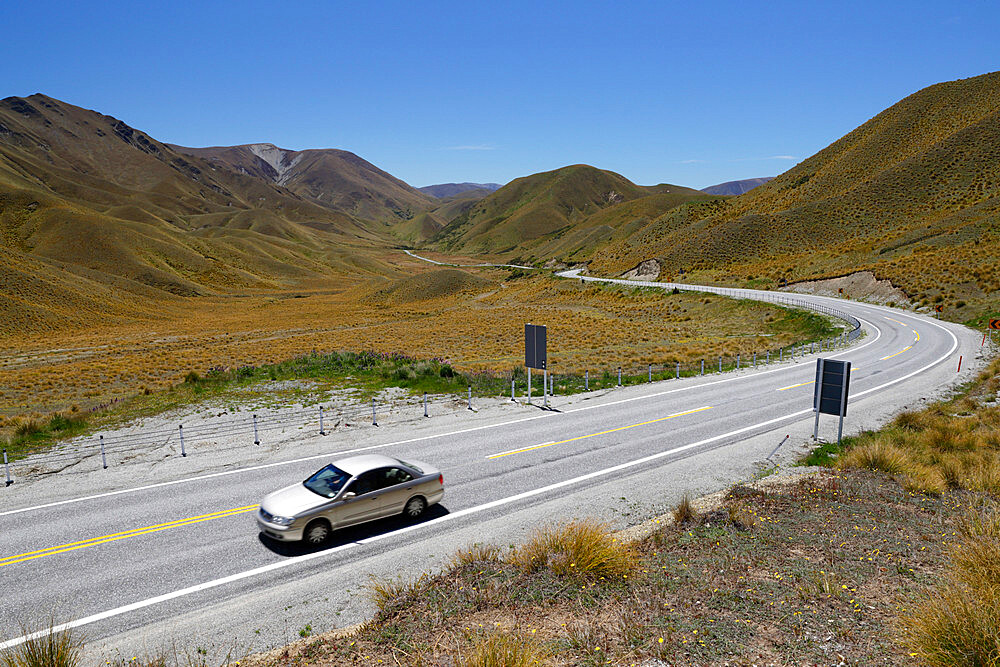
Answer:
812 358 851 444
525 324 547 406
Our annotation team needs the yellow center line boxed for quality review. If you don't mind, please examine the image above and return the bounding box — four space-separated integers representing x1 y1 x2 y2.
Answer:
0 505 258 568
485 406 713 459
886 317 908 327
880 345 912 361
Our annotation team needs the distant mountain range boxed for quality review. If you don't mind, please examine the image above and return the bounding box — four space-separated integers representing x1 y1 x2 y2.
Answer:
700 177 774 196
418 182 502 199
2 71 998 333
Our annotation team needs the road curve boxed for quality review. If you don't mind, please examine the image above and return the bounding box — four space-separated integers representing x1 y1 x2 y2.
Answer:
0 276 983 662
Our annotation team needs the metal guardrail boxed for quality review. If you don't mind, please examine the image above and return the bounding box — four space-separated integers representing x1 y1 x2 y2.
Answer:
563 271 863 341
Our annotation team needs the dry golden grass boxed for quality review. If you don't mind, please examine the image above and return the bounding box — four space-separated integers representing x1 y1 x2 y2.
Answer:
457 631 551 667
509 520 637 579
0 267 830 419
898 506 1000 666
834 358 1000 495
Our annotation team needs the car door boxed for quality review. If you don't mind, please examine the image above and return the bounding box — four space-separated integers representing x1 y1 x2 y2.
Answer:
332 469 384 527
375 466 417 517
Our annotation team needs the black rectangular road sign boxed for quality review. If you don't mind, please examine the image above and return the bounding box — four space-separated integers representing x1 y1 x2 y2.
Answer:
813 359 851 417
525 324 547 370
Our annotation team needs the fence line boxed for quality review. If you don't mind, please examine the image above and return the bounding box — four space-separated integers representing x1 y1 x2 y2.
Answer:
3 279 865 482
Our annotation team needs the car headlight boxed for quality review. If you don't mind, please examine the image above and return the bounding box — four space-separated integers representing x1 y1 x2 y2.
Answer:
260 508 295 526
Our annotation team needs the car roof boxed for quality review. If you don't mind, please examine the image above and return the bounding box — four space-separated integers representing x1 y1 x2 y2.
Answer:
331 453 404 476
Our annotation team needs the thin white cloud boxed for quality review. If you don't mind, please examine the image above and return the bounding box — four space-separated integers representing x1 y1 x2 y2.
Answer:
444 144 496 151
679 159 707 164
730 155 799 162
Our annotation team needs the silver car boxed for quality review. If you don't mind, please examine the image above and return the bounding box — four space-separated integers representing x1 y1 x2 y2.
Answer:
256 454 444 545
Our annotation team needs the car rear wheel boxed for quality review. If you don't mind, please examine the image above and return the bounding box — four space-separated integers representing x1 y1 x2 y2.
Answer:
403 496 427 518
304 519 331 545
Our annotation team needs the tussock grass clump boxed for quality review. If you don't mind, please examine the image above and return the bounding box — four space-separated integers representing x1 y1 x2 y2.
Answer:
450 543 501 568
458 631 550 667
511 520 636 578
0 623 81 667
368 574 430 615
671 493 699 525
838 440 913 475
899 507 1000 666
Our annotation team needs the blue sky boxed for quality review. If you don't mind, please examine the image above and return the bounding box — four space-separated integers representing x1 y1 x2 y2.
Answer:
2 1 997 189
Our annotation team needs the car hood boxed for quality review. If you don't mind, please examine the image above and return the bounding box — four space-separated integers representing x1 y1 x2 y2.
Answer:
261 483 327 518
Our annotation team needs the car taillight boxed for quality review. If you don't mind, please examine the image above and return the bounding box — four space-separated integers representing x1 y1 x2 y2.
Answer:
438 473 444 485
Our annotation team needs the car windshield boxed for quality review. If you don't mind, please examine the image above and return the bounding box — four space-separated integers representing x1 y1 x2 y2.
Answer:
302 464 351 499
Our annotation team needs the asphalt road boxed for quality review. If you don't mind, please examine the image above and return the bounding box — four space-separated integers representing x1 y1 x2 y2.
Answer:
0 284 983 662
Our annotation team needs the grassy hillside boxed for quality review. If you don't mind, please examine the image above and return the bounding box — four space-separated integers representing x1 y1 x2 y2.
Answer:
590 72 1000 322
431 164 712 258
0 94 409 334
173 143 433 225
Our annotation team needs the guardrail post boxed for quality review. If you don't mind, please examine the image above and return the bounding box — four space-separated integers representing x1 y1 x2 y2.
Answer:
4 449 12 486
424 392 429 416
585 369 589 391
372 398 378 426
99 435 108 469
319 406 326 435
178 425 186 457
468 386 473 410
253 414 260 445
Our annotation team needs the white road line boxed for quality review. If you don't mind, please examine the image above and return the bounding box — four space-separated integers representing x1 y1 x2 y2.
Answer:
0 318 884 518
0 317 960 650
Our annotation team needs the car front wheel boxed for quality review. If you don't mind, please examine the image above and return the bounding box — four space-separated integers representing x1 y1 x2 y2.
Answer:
304 519 331 545
403 496 427 518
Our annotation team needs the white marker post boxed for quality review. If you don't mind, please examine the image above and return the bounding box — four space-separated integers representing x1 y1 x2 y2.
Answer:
99 435 107 469
4 448 12 486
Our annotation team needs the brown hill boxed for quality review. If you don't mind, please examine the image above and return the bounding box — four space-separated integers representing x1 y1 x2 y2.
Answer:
171 143 433 225
591 72 1000 322
0 94 400 334
431 164 712 258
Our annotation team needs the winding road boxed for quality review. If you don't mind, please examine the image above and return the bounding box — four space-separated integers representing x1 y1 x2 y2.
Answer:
0 274 982 662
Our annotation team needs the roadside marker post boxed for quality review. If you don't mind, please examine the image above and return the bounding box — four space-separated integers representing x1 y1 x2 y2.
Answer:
511 380 515 402
812 358 851 445
178 425 186 458
253 414 260 445
99 435 107 469
737 354 741 370
585 369 589 391
319 406 326 436
648 364 652 382
372 398 378 426
957 355 963 373
701 359 704 376
676 361 680 379
524 323 547 405
719 356 722 372
468 386 473 411
424 392 430 416
753 352 757 368
3 449 11 486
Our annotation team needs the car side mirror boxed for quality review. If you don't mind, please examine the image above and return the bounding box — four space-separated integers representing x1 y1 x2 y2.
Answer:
342 491 356 500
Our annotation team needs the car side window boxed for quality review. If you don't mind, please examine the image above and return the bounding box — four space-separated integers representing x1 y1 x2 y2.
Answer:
384 467 413 486
351 470 382 495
